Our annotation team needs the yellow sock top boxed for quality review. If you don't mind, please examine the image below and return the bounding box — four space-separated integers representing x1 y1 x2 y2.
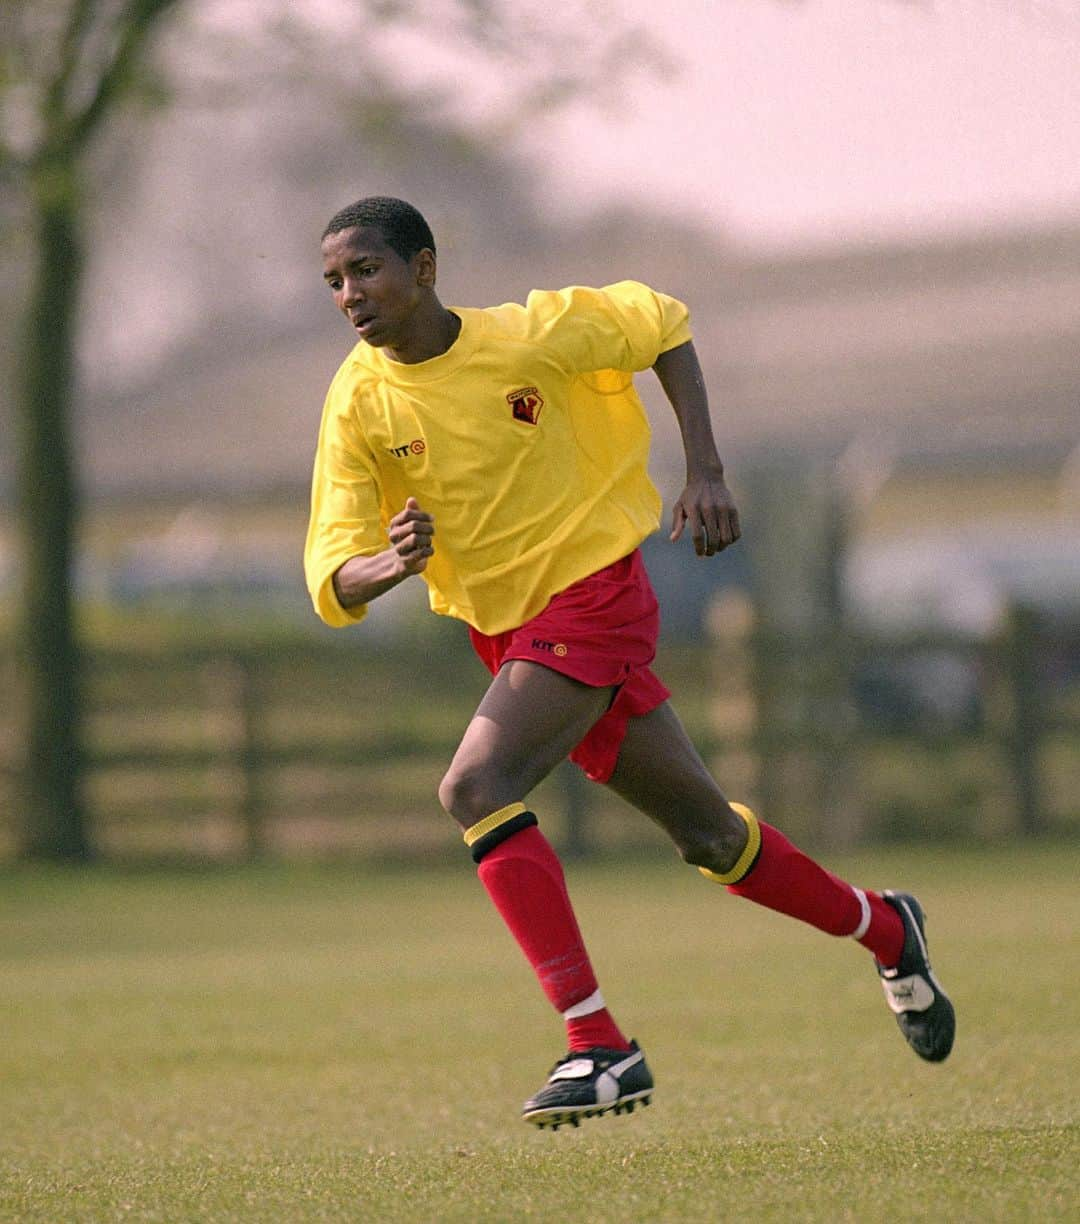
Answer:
698 803 761 886
463 802 527 848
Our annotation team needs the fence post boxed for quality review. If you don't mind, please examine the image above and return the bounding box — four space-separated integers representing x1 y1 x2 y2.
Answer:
560 760 590 859
749 622 786 830
744 461 856 844
1004 604 1044 837
231 652 267 860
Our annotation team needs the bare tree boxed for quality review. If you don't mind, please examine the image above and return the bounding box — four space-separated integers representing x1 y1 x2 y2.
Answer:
2 0 184 860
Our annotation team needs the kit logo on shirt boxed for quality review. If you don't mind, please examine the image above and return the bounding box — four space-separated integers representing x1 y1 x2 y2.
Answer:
507 386 544 425
387 438 426 458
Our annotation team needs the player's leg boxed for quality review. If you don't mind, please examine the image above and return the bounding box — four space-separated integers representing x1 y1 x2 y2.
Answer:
440 659 653 1125
600 700 751 873
605 700 901 948
439 657 612 826
606 700 955 1061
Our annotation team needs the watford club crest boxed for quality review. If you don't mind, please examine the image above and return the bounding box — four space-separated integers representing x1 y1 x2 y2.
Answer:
507 386 544 425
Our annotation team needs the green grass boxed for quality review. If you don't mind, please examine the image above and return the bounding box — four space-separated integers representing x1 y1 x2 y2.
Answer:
1 845 1077 1222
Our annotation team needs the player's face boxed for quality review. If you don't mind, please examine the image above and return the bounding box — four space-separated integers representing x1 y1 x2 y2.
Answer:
321 226 433 350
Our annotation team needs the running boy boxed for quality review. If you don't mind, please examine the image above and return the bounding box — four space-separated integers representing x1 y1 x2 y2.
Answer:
304 196 955 1129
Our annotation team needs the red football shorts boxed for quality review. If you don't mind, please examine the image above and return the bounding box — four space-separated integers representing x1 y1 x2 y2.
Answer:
468 549 671 783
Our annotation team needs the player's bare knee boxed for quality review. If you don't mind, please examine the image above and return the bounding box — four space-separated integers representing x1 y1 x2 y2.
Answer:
675 806 748 874
438 761 514 829
436 765 474 824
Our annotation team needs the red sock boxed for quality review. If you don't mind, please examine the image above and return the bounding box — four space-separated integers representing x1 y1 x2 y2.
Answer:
726 821 905 967
477 824 630 1052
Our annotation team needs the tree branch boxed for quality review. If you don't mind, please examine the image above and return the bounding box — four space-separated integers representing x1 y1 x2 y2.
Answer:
43 0 99 129
64 0 181 151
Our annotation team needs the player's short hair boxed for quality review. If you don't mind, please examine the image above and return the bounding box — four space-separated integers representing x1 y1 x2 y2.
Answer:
321 197 436 261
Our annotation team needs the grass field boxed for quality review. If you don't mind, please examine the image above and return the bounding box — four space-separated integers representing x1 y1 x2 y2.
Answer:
1 845 1077 1222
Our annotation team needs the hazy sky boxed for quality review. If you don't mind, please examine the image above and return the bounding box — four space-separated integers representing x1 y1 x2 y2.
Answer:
460 0 1080 251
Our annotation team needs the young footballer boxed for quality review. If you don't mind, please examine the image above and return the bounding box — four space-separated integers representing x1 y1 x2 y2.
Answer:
304 196 955 1129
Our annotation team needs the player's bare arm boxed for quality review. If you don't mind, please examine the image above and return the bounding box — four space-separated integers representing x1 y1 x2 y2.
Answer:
332 497 434 608
652 339 741 557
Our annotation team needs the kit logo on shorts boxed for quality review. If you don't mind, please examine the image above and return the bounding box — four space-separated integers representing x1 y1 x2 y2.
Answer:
532 638 568 657
507 386 544 425
387 438 426 458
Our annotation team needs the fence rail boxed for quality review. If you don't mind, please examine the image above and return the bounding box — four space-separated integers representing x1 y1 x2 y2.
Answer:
2 610 1078 860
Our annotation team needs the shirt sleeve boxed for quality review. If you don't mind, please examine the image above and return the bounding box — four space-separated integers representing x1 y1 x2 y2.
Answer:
303 378 386 628
526 281 693 375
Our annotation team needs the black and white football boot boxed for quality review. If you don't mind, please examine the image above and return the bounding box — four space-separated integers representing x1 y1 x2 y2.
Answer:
877 891 955 1063
522 1040 653 1130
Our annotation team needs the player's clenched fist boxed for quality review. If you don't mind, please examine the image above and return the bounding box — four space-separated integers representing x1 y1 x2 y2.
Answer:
387 496 435 574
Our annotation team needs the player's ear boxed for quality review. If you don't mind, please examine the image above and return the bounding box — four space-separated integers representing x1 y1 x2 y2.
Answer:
414 248 437 288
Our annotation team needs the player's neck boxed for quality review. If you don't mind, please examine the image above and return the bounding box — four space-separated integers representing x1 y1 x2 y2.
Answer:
385 302 462 365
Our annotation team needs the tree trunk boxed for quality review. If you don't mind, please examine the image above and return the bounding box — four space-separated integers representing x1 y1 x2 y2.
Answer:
17 157 90 861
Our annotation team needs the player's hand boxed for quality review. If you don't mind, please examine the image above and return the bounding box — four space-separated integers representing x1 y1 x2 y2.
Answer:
670 471 741 557
387 497 435 575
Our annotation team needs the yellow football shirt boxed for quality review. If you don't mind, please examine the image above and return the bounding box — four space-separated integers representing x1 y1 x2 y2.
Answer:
304 280 692 635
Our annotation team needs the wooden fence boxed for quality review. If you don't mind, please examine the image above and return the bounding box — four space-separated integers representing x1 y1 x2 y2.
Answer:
707 604 1078 848
1 608 1077 861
